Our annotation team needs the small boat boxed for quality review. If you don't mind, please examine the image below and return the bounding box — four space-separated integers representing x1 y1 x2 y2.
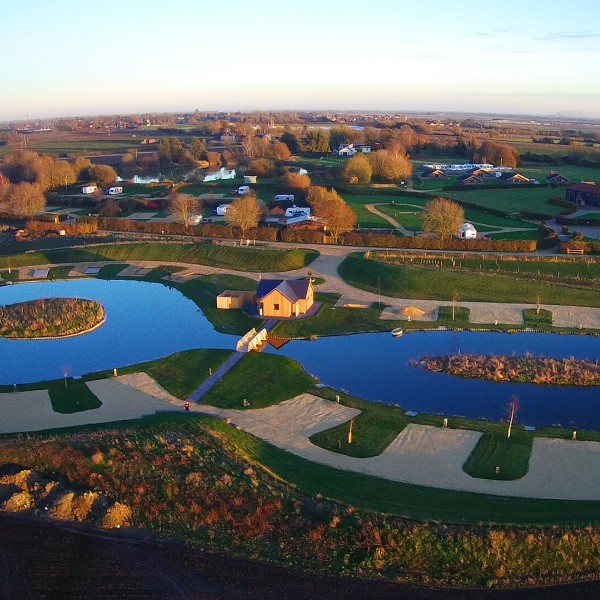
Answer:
391 327 404 337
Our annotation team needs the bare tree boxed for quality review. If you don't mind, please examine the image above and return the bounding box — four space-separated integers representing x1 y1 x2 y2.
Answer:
307 185 357 244
169 192 202 232
225 192 264 237
506 395 520 439
422 198 465 241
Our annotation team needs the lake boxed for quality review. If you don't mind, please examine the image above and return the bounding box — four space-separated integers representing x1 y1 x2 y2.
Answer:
267 331 600 430
0 279 236 384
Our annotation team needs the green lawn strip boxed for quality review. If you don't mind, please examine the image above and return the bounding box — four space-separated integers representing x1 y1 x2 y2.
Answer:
348 202 391 229
47 265 74 279
437 306 471 324
48 378 102 413
463 430 533 480
88 349 233 400
489 230 547 241
97 263 130 278
201 353 315 409
309 389 410 457
270 294 392 338
0 244 319 273
0 270 19 282
376 205 423 231
523 308 553 326
140 265 186 282
209 418 600 526
339 253 600 307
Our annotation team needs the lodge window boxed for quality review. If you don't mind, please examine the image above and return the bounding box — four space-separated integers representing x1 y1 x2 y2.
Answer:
273 303 280 311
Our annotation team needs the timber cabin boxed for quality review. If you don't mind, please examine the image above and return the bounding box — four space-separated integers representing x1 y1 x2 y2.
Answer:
256 279 314 318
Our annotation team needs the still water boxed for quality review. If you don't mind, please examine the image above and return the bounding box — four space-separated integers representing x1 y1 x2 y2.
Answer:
267 331 600 430
1 279 599 429
0 279 236 384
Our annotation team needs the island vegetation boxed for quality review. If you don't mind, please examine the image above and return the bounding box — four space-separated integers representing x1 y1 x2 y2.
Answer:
411 352 600 386
0 297 105 339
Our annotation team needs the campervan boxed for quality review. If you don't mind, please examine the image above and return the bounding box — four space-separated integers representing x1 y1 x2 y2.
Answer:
274 194 295 201
215 204 230 216
106 186 123 195
237 185 251 195
284 206 311 218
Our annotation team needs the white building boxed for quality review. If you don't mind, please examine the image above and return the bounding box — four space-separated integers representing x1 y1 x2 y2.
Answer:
203 167 236 182
337 144 357 157
459 222 477 239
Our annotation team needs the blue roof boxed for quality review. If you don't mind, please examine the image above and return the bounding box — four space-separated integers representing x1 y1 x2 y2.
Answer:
256 279 311 303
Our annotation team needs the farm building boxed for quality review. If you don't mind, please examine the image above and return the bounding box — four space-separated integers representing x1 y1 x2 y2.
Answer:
203 167 236 182
459 222 477 239
216 290 254 310
256 278 314 318
243 175 258 184
81 184 98 194
547 173 570 185
565 183 600 208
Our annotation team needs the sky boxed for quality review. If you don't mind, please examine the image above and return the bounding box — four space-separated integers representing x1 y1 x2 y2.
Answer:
2 0 600 121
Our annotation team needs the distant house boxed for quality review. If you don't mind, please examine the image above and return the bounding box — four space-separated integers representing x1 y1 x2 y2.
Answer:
459 222 477 239
81 184 98 194
256 278 315 318
565 183 600 208
219 132 236 145
546 173 570 185
498 173 530 184
355 144 372 153
421 168 447 179
336 144 357 157
458 174 484 185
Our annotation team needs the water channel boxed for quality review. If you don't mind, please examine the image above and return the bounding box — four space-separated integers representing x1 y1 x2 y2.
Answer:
1 279 599 430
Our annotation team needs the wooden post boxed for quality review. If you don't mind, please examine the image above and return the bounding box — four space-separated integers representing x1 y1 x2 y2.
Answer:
348 419 354 445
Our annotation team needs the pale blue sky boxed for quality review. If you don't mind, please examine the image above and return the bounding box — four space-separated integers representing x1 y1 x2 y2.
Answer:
2 0 600 121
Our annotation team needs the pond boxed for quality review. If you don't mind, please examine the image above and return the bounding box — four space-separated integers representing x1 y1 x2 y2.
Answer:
266 331 600 430
0 279 236 384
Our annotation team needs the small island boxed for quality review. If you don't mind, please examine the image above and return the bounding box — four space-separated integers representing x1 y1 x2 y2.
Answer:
0 298 105 339
411 353 600 386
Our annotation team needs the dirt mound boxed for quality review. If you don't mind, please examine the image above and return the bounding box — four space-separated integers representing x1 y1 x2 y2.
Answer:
0 467 131 529
400 305 426 318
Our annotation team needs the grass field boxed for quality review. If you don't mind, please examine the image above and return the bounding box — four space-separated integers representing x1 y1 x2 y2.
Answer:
96 349 233 399
339 253 600 307
202 353 315 409
48 378 102 414
442 187 565 216
0 244 319 273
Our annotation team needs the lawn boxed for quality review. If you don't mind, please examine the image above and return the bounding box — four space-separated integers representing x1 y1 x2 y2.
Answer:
442 187 565 216
48 378 102 413
523 308 553 326
201 353 315 409
95 349 233 399
463 430 533 480
339 253 600 307
0 244 319 273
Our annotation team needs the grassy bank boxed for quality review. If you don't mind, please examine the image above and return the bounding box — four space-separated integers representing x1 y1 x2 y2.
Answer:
0 243 319 273
202 353 315 409
339 253 600 307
